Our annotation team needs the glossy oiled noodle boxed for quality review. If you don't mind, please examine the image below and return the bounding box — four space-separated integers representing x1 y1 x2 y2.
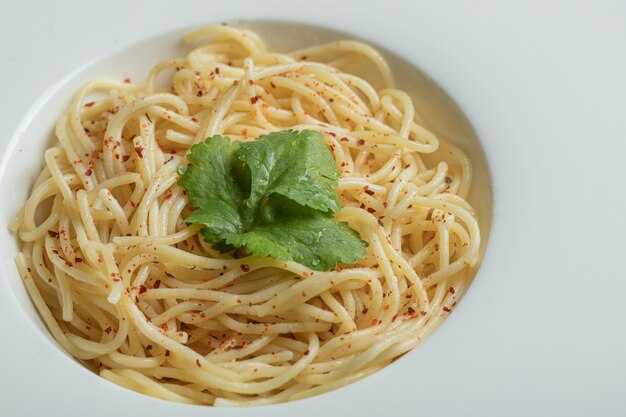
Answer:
12 25 481 406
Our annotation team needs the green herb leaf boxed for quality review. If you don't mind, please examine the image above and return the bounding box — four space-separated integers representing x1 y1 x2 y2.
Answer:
178 130 367 271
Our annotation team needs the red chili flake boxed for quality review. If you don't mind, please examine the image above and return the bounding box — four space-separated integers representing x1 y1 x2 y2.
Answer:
392 314 398 322
407 306 416 314
362 307 369 315
248 80 254 86
104 327 112 334
250 96 260 104
420 311 427 316
239 264 250 272
74 257 83 263
134 146 144 158
383 202 388 208
443 306 451 312
165 350 170 357
138 285 147 294
444 176 452 184
449 287 456 294
84 168 92 177
124 77 131 84
357 139 365 146
367 207 376 214
340 137 349 142
47 230 59 238
328 131 337 137
364 189 375 196
164 189 173 200
300 55 308 60
233 80 239 86
359 203 365 209
241 128 248 135
270 81 276 89
84 101 95 107
146 344 152 350
129 200 136 208
122 155 130 162
64 260 73 268
215 67 220 74
303 349 310 356
153 279 161 289
196 91 203 97
371 319 379 325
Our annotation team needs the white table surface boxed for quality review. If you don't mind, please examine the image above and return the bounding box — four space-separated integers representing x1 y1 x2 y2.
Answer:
1 1 625 416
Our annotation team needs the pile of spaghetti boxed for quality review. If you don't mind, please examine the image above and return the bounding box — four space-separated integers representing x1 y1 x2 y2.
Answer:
12 26 481 405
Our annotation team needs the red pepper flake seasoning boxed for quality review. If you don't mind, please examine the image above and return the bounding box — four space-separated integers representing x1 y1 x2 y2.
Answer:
270 81 276 89
443 306 451 313
300 55 308 60
164 189 173 200
241 128 248 135
124 77 131 84
215 67 220 75
392 314 398 322
362 307 369 315
135 146 144 158
84 101 95 107
165 350 170 357
420 311 427 316
357 139 365 146
371 319 379 325
153 279 161 289
377 219 384 227
74 257 83 263
48 230 59 238
328 131 337 137
146 344 152 350
122 155 130 162
364 189 375 196
444 176 452 184
84 168 92 177
248 79 254 86
367 207 376 214
64 260 73 268
138 285 147 294
233 80 239 86
240 264 250 272
407 306 416 314
250 95 260 104
104 327 113 334
196 91 203 97
191 117 199 123
383 202 388 208
340 137 349 142
303 349 310 356
129 199 136 208
449 287 456 295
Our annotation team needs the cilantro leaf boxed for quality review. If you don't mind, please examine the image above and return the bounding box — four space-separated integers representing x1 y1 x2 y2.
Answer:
178 136 245 251
222 195 367 271
178 130 367 271
237 130 341 223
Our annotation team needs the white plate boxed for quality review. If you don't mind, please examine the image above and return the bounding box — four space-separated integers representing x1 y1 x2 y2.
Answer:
1 1 625 416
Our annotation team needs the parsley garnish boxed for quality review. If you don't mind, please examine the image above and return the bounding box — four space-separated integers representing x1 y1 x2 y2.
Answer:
178 130 367 271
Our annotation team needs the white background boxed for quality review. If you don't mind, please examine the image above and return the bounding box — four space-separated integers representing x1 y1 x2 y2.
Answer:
1 1 625 416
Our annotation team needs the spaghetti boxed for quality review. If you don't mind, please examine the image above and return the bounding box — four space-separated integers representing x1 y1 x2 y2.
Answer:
12 25 481 406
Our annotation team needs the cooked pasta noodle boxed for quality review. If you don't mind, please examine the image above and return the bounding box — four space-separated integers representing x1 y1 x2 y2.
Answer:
12 25 481 406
